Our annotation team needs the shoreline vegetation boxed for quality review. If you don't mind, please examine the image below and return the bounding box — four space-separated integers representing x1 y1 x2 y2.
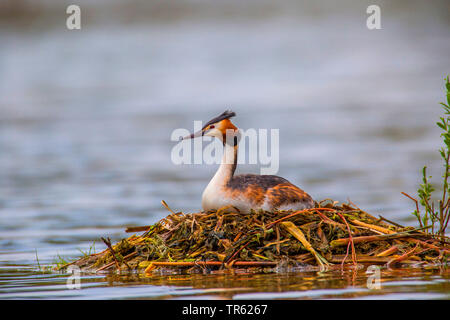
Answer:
57 78 450 275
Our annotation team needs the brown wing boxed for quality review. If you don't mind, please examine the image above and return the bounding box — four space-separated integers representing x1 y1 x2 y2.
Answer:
226 174 314 208
265 182 314 208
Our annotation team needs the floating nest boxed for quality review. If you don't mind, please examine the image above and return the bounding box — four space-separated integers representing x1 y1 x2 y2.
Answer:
61 200 450 274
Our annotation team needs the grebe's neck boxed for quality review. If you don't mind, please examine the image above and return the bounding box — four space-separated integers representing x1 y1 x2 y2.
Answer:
210 141 238 186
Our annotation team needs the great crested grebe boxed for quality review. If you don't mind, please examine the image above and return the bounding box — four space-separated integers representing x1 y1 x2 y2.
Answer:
182 110 314 213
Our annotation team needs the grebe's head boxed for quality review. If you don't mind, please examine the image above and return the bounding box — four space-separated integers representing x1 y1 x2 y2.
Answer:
182 110 239 144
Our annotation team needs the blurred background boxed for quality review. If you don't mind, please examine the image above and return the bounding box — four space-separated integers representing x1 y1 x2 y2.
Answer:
0 0 449 267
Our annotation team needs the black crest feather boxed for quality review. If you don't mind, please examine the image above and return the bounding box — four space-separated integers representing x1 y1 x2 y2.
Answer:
202 110 236 129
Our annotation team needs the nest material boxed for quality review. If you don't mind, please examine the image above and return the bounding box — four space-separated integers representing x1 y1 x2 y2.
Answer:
63 200 450 274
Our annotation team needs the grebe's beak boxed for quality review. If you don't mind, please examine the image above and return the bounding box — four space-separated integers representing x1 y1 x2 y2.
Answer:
180 110 236 141
180 129 204 141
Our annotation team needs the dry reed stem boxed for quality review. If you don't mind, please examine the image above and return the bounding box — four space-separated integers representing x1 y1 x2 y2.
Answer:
266 207 335 229
350 219 395 235
387 244 420 267
376 245 399 257
281 221 330 268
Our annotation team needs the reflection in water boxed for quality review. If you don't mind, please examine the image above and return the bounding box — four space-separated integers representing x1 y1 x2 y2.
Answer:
0 0 450 299
0 265 448 299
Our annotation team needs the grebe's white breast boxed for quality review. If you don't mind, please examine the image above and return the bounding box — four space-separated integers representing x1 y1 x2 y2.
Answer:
201 160 253 212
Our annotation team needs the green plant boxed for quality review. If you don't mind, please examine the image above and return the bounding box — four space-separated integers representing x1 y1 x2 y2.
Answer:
77 240 96 257
53 253 69 269
35 248 41 271
404 76 450 240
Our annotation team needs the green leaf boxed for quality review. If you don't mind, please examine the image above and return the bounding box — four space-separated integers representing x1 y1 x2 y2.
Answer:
422 213 429 227
437 121 446 130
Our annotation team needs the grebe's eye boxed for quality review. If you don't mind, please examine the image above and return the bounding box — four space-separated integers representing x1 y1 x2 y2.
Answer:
210 125 215 129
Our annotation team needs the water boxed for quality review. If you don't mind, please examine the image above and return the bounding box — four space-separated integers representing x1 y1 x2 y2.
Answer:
0 0 449 299
0 266 448 299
